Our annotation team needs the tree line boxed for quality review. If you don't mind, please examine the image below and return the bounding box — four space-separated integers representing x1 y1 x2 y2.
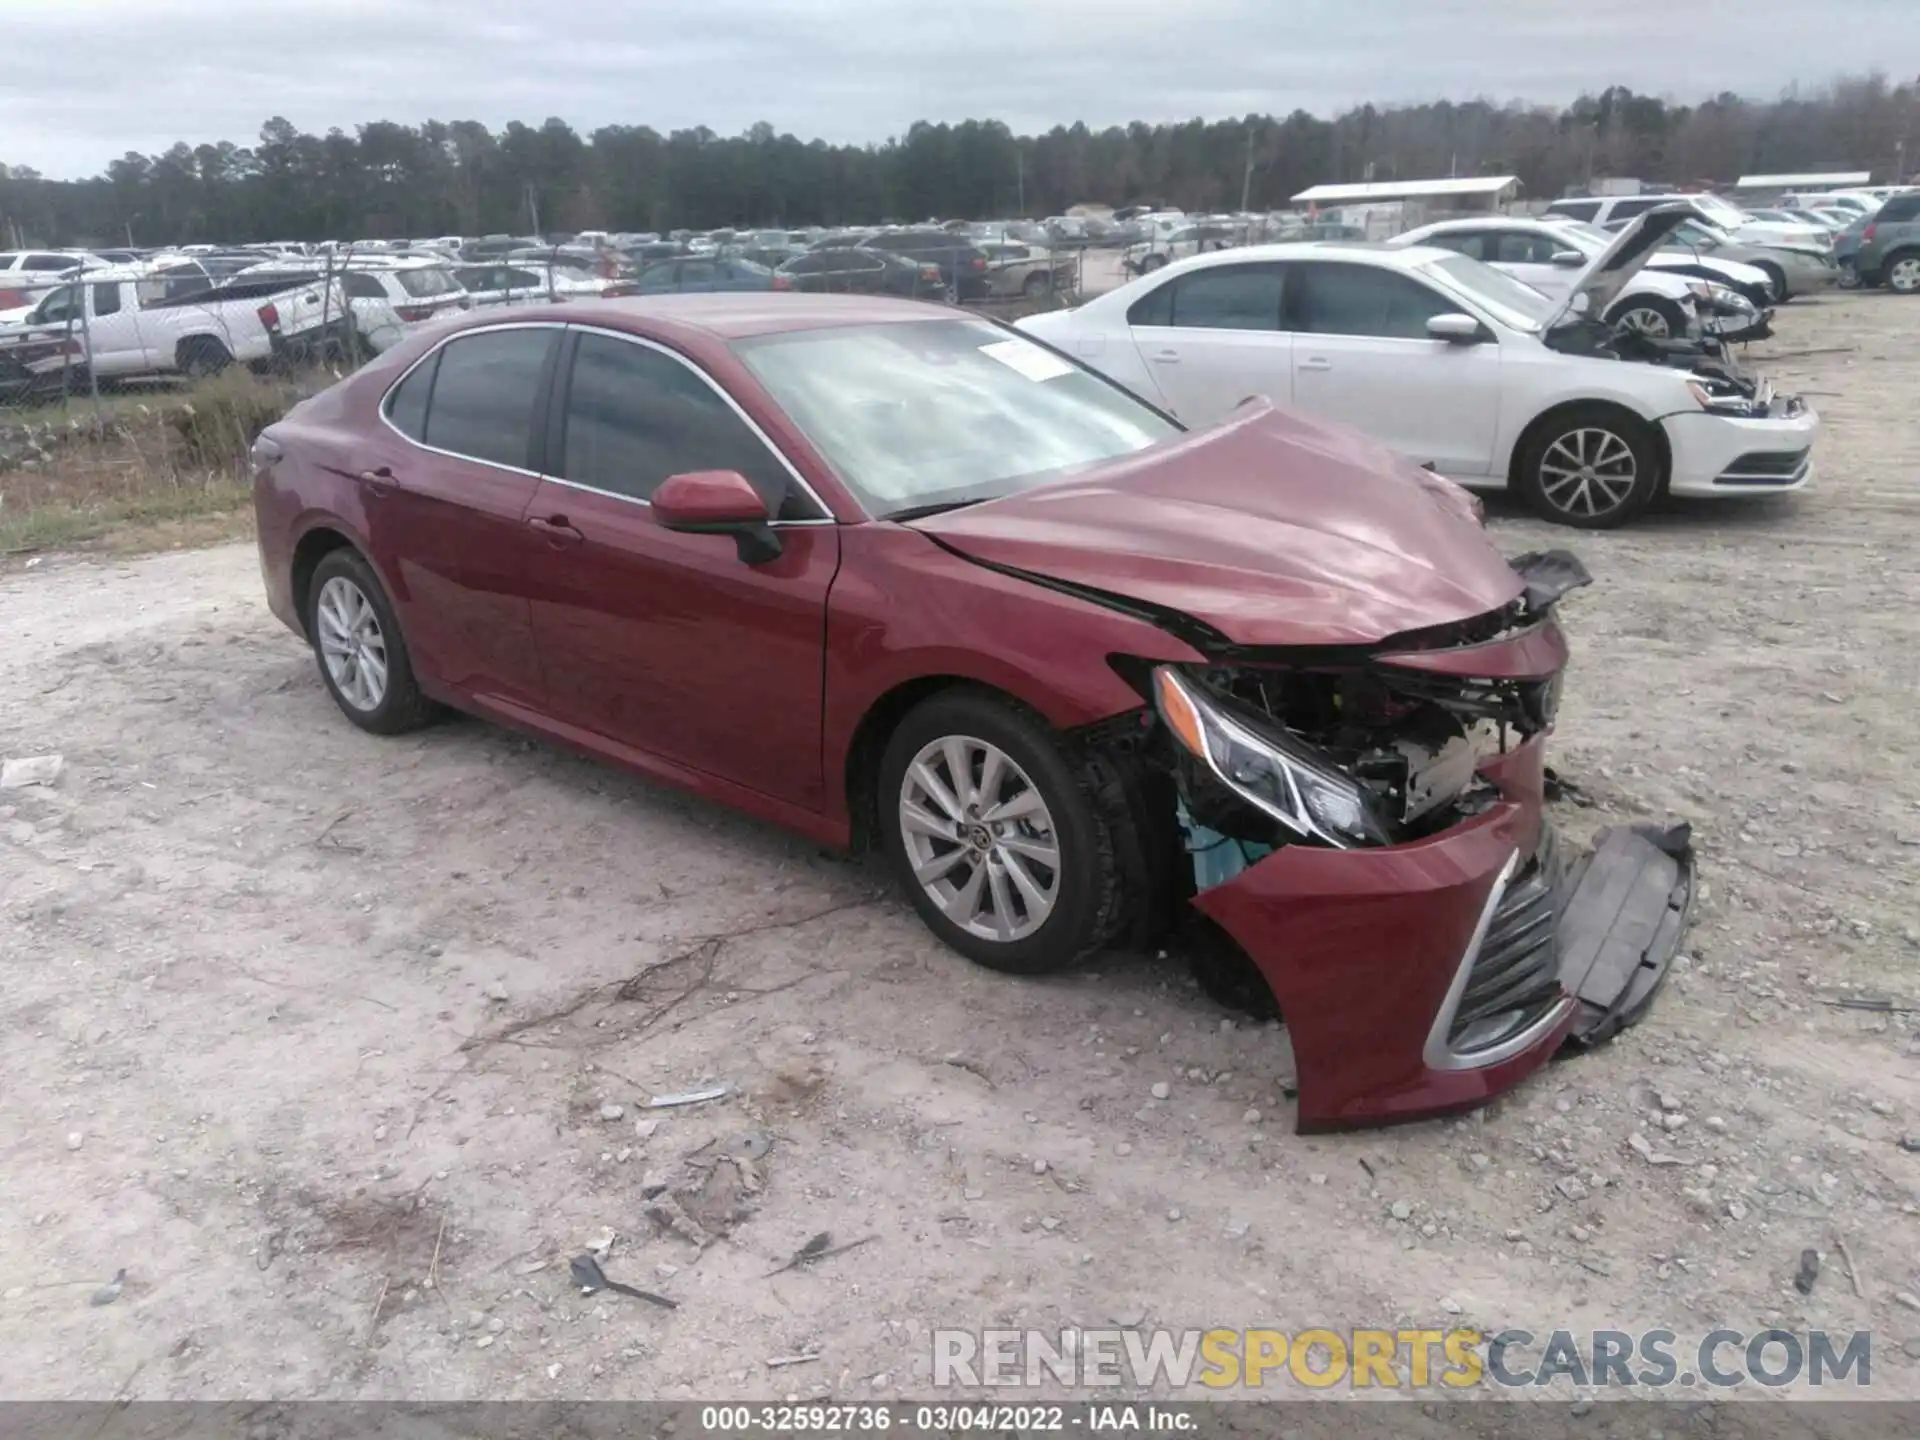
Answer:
2 73 1915 248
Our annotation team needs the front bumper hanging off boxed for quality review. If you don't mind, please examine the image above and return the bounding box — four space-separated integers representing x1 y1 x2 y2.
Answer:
1191 738 1695 1132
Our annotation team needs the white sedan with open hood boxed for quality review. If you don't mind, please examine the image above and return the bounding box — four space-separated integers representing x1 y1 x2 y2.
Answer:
1019 208 1817 528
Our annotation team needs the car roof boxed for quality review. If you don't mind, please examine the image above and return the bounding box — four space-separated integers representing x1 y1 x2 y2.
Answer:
1413 216 1566 233
454 292 957 341
1158 240 1448 275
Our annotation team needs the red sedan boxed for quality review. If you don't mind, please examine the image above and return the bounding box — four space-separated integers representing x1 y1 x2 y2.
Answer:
252 295 1690 1131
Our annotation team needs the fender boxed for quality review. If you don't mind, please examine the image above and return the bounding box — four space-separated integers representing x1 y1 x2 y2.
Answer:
820 526 1204 821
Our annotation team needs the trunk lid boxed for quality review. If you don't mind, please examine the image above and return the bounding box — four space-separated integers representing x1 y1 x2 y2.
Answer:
909 402 1523 648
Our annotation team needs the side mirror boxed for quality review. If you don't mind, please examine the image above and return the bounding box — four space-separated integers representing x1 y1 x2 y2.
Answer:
1550 249 1585 267
1426 312 1486 344
651 469 781 564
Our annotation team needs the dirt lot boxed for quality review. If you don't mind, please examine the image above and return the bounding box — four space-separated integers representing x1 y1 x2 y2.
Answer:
2 290 1918 1406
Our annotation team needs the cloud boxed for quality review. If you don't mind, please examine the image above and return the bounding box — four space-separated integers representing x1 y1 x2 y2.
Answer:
0 0 1909 178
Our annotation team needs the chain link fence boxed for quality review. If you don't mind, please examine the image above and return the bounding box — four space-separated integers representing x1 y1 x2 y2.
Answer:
9 210 1463 423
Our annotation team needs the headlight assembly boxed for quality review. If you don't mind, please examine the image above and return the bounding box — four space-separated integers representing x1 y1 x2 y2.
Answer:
1152 666 1391 848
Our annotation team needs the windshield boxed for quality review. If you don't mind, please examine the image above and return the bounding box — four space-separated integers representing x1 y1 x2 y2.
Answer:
396 266 459 298
1691 194 1749 226
733 318 1177 518
1423 254 1559 332
1670 220 1727 248
1543 222 1606 254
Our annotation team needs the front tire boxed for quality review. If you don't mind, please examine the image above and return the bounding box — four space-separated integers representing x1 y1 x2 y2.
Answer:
305 548 435 735
878 690 1121 975
1022 270 1052 299
1514 406 1662 530
1755 261 1789 303
1606 295 1686 340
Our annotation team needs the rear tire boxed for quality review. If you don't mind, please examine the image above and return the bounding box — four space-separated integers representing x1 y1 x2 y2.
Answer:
178 337 233 378
1514 405 1662 530
305 548 436 735
1835 258 1862 291
1139 253 1169 273
878 690 1122 976
1886 250 1920 295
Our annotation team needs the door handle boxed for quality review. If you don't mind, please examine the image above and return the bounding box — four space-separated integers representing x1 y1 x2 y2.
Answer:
1299 357 1332 371
1150 349 1180 364
358 466 396 498
528 514 584 548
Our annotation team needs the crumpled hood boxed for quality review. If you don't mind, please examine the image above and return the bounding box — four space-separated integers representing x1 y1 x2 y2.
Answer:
909 402 1524 648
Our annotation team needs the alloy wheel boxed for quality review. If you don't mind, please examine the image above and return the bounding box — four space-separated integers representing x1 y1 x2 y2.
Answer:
897 734 1060 943
1889 256 1920 294
316 575 389 712
1615 306 1670 338
1538 427 1638 521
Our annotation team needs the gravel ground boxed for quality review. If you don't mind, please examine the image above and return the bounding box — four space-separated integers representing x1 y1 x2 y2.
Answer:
2 290 1918 1405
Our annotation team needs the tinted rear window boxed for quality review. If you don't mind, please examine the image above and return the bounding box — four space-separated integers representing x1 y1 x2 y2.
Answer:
421 329 555 468
397 267 460 298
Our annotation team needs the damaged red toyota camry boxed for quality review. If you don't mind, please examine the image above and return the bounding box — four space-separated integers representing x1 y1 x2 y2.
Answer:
253 294 1691 1131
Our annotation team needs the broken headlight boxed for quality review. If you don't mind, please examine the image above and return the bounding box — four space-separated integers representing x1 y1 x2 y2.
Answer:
1152 666 1391 849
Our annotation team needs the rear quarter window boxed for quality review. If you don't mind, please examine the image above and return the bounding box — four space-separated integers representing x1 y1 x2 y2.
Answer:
418 329 556 468
384 352 438 440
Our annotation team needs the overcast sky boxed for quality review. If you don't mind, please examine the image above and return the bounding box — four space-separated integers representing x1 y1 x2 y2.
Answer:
2 0 1912 179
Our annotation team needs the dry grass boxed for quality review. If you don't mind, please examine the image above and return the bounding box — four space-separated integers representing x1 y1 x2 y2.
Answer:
0 368 322 556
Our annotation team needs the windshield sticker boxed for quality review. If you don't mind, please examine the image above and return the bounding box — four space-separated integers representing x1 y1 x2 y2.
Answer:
979 337 1075 382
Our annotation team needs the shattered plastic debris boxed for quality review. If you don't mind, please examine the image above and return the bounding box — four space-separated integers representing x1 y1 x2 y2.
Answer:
647 1085 730 1109
1793 1249 1821 1295
0 754 65 789
567 1253 676 1309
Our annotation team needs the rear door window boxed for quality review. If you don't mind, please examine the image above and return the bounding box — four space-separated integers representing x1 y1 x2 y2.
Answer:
420 328 556 469
1166 264 1286 330
1424 231 1491 260
1493 231 1564 264
1547 200 1600 222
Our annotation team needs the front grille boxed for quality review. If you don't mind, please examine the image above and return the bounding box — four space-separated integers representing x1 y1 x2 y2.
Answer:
1447 836 1565 1052
1716 448 1810 486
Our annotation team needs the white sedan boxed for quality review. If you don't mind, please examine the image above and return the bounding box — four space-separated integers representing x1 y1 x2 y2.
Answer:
1389 215 1766 342
1017 212 1817 528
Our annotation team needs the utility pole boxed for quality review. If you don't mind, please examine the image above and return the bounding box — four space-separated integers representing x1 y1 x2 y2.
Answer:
1016 147 1025 216
525 183 542 238
1241 126 1257 212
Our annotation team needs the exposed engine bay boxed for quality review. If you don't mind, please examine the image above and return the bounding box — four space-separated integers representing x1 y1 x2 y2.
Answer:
1133 549 1588 861
1543 321 1787 418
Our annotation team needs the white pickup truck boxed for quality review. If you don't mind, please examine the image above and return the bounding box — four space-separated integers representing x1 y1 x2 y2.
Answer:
0 261 350 388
